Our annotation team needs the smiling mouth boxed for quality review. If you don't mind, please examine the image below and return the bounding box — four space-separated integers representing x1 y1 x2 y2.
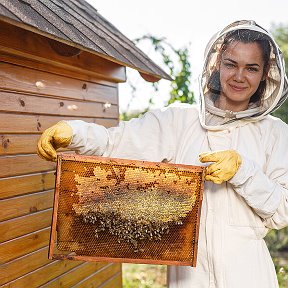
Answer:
229 84 246 91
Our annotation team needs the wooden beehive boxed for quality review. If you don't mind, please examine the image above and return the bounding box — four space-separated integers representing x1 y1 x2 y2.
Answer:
0 22 122 286
49 153 205 267
0 0 171 286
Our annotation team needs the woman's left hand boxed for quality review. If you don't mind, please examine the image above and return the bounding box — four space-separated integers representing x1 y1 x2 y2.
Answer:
199 150 242 184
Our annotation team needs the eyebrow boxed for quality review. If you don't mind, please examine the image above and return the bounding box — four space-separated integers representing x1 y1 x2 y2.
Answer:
223 58 260 67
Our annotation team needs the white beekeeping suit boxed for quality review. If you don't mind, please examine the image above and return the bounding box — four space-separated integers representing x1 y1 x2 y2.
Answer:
38 20 288 288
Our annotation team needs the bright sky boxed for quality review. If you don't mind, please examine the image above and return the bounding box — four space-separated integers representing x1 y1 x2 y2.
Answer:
87 0 288 112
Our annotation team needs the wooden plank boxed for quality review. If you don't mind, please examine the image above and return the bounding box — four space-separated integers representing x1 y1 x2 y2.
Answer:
0 90 119 118
0 113 119 134
0 172 55 199
0 154 55 178
0 62 118 104
0 246 52 285
0 209 52 243
0 20 126 83
40 262 108 288
0 134 74 155
101 273 122 288
0 51 119 86
0 190 53 222
0 134 77 155
0 227 50 264
0 134 40 155
72 263 122 288
1 258 82 288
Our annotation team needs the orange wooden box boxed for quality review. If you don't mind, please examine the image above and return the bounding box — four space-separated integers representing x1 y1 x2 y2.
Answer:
49 153 205 266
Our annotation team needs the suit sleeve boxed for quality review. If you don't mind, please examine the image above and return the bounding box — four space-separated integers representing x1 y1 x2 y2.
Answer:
229 120 288 230
65 107 176 163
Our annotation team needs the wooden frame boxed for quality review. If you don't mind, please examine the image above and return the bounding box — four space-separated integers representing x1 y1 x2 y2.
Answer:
49 153 205 267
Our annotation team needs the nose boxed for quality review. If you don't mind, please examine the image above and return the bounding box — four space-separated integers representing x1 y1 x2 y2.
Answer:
234 68 245 82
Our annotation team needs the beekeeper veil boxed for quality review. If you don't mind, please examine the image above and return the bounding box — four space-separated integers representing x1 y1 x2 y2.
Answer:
199 20 288 130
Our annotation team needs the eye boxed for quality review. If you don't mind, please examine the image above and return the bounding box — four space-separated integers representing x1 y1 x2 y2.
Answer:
247 67 259 72
224 62 235 69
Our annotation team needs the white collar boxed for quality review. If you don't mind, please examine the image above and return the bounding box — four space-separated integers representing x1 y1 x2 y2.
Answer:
205 97 262 119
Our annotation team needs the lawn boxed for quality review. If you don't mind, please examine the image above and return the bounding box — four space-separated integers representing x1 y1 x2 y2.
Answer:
122 262 288 288
275 264 288 288
122 264 167 288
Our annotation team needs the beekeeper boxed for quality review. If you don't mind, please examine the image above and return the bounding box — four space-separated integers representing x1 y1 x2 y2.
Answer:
38 20 288 288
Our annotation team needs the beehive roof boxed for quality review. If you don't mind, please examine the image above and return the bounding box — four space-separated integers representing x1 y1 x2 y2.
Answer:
0 0 171 81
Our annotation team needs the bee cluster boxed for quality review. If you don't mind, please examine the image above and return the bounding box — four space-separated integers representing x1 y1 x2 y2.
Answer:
81 211 184 253
71 163 199 253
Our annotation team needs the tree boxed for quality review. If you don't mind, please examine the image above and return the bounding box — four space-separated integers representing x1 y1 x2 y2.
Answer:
264 23 288 256
121 35 194 120
271 23 288 123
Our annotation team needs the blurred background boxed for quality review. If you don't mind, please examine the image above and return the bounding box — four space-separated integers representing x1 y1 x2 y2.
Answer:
88 1 288 286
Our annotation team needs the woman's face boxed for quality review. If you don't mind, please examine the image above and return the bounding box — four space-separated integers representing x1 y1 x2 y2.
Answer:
218 41 265 112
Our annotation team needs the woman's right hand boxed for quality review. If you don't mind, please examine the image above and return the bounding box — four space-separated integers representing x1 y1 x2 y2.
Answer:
37 121 73 162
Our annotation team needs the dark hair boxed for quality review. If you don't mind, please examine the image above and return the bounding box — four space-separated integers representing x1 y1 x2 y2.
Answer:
207 29 272 104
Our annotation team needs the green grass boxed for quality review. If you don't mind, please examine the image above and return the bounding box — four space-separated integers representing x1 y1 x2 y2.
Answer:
122 262 288 288
276 265 288 288
122 264 167 288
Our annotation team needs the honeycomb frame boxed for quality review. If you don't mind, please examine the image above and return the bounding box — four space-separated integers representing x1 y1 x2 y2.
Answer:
49 153 205 266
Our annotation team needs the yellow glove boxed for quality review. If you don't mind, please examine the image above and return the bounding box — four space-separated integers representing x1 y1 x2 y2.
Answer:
199 150 242 184
37 121 73 162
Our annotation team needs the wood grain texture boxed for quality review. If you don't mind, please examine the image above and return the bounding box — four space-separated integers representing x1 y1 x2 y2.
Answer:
101 273 123 288
0 209 52 243
0 259 81 288
40 262 108 288
0 190 53 221
0 247 52 285
0 134 75 155
0 113 119 134
0 51 118 86
0 172 54 199
0 90 118 118
0 20 126 83
0 227 51 264
71 263 122 288
0 62 118 104
0 134 40 155
0 154 55 178
0 17 122 287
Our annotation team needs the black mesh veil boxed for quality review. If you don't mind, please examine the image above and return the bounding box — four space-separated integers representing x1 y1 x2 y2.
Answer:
199 20 288 130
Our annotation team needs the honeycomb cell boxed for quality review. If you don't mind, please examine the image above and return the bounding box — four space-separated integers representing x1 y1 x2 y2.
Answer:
50 154 205 266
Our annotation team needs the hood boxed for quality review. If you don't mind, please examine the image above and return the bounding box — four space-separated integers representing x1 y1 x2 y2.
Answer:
199 20 288 130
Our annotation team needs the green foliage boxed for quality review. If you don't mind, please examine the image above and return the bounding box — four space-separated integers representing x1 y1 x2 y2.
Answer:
134 35 195 106
120 109 148 121
265 228 288 253
271 23 288 123
271 23 288 73
122 264 166 288
121 35 194 120
167 47 194 105
274 263 288 288
122 262 288 287
264 24 288 262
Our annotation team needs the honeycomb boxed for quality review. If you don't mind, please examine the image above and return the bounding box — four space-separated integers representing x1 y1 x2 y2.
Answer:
49 154 205 266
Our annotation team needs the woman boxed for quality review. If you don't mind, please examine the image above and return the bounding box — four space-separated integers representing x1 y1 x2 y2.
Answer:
38 20 288 287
